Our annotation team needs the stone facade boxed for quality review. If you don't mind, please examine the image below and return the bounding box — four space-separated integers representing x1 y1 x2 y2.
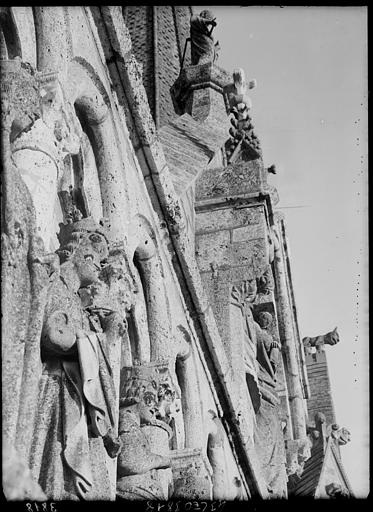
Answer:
1 6 353 501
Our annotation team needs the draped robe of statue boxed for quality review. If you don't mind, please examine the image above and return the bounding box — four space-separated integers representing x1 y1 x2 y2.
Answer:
235 278 287 498
252 316 287 498
29 219 121 500
190 10 217 65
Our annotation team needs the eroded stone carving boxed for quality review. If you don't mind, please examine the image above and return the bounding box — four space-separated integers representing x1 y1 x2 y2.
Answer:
256 266 275 302
11 70 82 250
117 364 176 500
325 482 350 498
190 10 219 65
303 327 339 354
1 59 52 499
329 424 351 446
231 272 280 410
224 68 261 162
29 215 123 500
231 272 287 498
285 437 312 487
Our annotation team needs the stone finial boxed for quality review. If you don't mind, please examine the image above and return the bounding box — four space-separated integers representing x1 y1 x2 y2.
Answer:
303 327 339 354
224 68 261 162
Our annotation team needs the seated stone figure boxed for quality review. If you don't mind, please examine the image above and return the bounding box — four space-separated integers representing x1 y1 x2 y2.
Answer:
190 10 218 65
29 215 122 500
117 366 172 500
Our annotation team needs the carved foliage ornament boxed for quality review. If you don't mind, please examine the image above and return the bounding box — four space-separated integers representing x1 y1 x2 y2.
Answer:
224 68 261 163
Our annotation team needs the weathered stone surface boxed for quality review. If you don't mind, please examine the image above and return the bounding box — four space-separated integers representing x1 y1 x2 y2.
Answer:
117 363 176 500
195 159 267 202
170 448 213 499
2 6 352 503
303 327 339 354
28 216 122 500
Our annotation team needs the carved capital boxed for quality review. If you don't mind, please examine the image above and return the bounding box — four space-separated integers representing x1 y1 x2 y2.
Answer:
120 362 180 427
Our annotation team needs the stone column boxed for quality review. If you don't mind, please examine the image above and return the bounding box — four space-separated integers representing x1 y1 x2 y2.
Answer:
272 215 306 440
136 253 173 362
176 350 204 449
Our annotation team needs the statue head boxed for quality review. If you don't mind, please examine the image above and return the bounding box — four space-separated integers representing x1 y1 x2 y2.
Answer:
199 10 216 25
157 380 176 424
256 311 273 330
245 279 257 303
57 216 109 287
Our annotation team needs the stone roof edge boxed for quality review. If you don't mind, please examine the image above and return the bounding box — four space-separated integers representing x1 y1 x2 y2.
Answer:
316 436 355 497
96 6 269 499
329 439 355 496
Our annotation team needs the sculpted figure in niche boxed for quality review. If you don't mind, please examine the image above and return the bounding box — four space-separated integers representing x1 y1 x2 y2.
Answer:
303 327 339 354
231 278 260 411
256 312 281 374
29 214 122 500
190 10 219 65
231 277 280 411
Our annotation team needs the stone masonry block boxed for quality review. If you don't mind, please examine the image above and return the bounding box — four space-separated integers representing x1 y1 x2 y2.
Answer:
195 230 230 271
195 205 264 234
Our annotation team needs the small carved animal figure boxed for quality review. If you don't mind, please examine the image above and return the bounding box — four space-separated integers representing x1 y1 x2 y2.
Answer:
303 327 339 353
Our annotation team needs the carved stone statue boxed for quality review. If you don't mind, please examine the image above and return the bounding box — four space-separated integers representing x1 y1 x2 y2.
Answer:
190 10 219 65
1 60 53 499
117 364 174 500
231 277 280 410
11 71 82 251
231 278 261 411
256 312 281 375
29 215 122 500
303 327 339 354
231 273 287 498
330 424 351 446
